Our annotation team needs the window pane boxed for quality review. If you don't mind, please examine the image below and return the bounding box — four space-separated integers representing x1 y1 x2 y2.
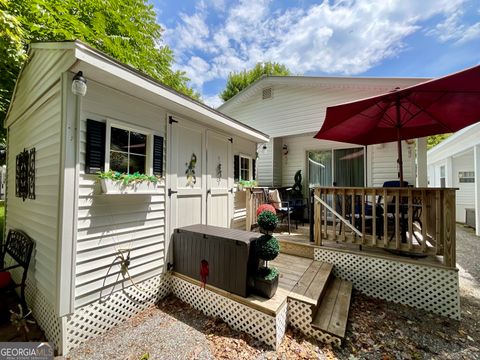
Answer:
241 157 249 169
334 148 365 187
129 154 146 173
308 151 332 187
110 151 128 173
130 132 146 155
111 127 129 152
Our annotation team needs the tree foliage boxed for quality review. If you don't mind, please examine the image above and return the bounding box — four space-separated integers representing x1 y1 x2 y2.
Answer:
0 0 197 134
220 62 291 102
427 134 451 149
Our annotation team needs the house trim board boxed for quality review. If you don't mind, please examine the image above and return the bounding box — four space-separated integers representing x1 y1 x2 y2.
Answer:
56 73 79 316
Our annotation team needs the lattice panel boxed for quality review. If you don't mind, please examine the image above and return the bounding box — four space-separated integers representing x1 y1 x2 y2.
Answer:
275 302 288 348
314 248 460 319
171 276 280 348
18 273 62 351
288 299 341 346
65 273 171 353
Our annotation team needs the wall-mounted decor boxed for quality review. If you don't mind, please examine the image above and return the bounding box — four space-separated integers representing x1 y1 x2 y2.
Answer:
15 148 35 201
216 157 222 184
185 153 197 187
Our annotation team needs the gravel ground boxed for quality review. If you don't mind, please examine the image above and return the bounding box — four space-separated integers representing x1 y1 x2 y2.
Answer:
66 224 480 360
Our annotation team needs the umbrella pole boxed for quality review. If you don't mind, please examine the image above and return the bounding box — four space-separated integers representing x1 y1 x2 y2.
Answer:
397 135 404 185
396 96 404 185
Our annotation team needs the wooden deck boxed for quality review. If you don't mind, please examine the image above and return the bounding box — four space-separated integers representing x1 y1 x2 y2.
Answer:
173 252 353 339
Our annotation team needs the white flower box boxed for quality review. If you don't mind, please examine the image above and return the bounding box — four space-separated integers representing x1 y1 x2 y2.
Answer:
100 179 164 195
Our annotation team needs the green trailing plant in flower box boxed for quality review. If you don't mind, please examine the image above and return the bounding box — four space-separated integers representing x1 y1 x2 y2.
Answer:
97 170 164 194
97 170 161 185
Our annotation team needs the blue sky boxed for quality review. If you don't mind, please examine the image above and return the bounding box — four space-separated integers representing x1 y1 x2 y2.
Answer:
153 0 480 107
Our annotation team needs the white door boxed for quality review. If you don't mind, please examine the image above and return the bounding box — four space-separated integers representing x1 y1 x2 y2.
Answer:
206 130 233 227
169 118 206 231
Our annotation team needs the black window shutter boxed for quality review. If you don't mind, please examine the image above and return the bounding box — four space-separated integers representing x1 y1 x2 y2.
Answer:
153 135 164 176
252 159 256 180
85 119 106 174
234 155 239 182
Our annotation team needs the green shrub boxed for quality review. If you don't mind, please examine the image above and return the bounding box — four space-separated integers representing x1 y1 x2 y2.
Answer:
257 210 278 232
256 266 279 281
256 234 279 262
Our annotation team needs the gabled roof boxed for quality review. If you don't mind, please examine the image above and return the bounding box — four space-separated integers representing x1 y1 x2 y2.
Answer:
218 74 429 112
427 122 480 163
6 40 268 143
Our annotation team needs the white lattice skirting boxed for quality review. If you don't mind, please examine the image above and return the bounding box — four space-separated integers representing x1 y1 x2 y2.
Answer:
288 299 341 347
314 248 460 319
171 276 287 349
24 278 63 351
64 273 171 354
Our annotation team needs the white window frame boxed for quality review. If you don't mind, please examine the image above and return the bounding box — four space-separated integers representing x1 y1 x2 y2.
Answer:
238 153 253 181
105 119 158 175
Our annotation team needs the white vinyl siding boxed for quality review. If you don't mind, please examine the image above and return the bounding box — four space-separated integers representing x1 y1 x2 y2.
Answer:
6 84 62 305
221 82 420 138
370 142 416 186
453 153 475 222
6 48 75 127
75 82 167 308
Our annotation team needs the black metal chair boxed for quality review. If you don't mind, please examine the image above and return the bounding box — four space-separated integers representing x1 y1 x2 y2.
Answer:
0 229 35 311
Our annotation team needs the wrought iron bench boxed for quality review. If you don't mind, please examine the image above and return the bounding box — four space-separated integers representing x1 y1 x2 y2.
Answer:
0 229 35 311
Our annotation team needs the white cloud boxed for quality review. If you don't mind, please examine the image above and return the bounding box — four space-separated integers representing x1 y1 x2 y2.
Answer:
163 0 478 98
427 8 480 44
203 94 223 108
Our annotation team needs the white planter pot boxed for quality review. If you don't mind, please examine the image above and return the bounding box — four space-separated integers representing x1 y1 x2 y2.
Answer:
100 179 163 195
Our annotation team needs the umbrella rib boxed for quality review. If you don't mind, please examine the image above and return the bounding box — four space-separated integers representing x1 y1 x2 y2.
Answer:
401 92 454 132
374 102 396 126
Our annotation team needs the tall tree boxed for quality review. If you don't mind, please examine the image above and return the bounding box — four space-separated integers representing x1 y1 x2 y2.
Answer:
220 62 291 102
427 134 451 149
0 0 197 134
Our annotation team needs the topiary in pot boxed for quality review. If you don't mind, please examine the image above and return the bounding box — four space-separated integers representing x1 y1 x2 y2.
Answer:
257 210 279 234
254 234 280 298
256 204 276 217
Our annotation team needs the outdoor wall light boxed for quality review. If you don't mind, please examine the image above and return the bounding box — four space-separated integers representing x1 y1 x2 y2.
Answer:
261 144 268 153
71 71 87 96
282 144 288 155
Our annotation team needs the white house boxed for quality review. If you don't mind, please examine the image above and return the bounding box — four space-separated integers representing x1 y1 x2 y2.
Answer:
427 122 480 234
218 76 430 191
4 40 267 354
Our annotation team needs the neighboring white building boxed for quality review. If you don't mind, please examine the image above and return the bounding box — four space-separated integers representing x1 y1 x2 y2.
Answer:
218 76 430 190
427 122 480 234
4 40 267 354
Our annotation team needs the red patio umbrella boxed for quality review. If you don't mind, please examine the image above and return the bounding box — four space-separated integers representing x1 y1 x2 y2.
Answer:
314 65 480 184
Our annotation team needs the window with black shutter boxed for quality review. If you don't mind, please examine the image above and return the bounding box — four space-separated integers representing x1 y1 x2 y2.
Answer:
85 119 106 174
252 159 256 180
153 135 164 176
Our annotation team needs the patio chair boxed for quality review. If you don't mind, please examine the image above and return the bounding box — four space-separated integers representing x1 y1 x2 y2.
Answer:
378 181 423 242
0 229 35 312
266 188 293 234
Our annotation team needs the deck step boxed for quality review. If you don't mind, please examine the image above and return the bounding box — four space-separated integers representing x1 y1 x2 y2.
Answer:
290 261 333 305
311 278 353 338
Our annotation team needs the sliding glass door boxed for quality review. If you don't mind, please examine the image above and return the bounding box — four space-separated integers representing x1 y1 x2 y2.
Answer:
308 147 365 187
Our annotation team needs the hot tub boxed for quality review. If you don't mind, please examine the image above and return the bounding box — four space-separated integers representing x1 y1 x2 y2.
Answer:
173 224 261 297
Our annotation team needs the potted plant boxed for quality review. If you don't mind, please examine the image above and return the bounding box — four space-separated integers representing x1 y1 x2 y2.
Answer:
253 208 280 298
97 170 164 195
237 180 258 191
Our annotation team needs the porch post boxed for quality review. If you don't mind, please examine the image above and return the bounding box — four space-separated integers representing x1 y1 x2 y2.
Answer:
474 145 480 236
416 137 428 187
445 156 453 187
